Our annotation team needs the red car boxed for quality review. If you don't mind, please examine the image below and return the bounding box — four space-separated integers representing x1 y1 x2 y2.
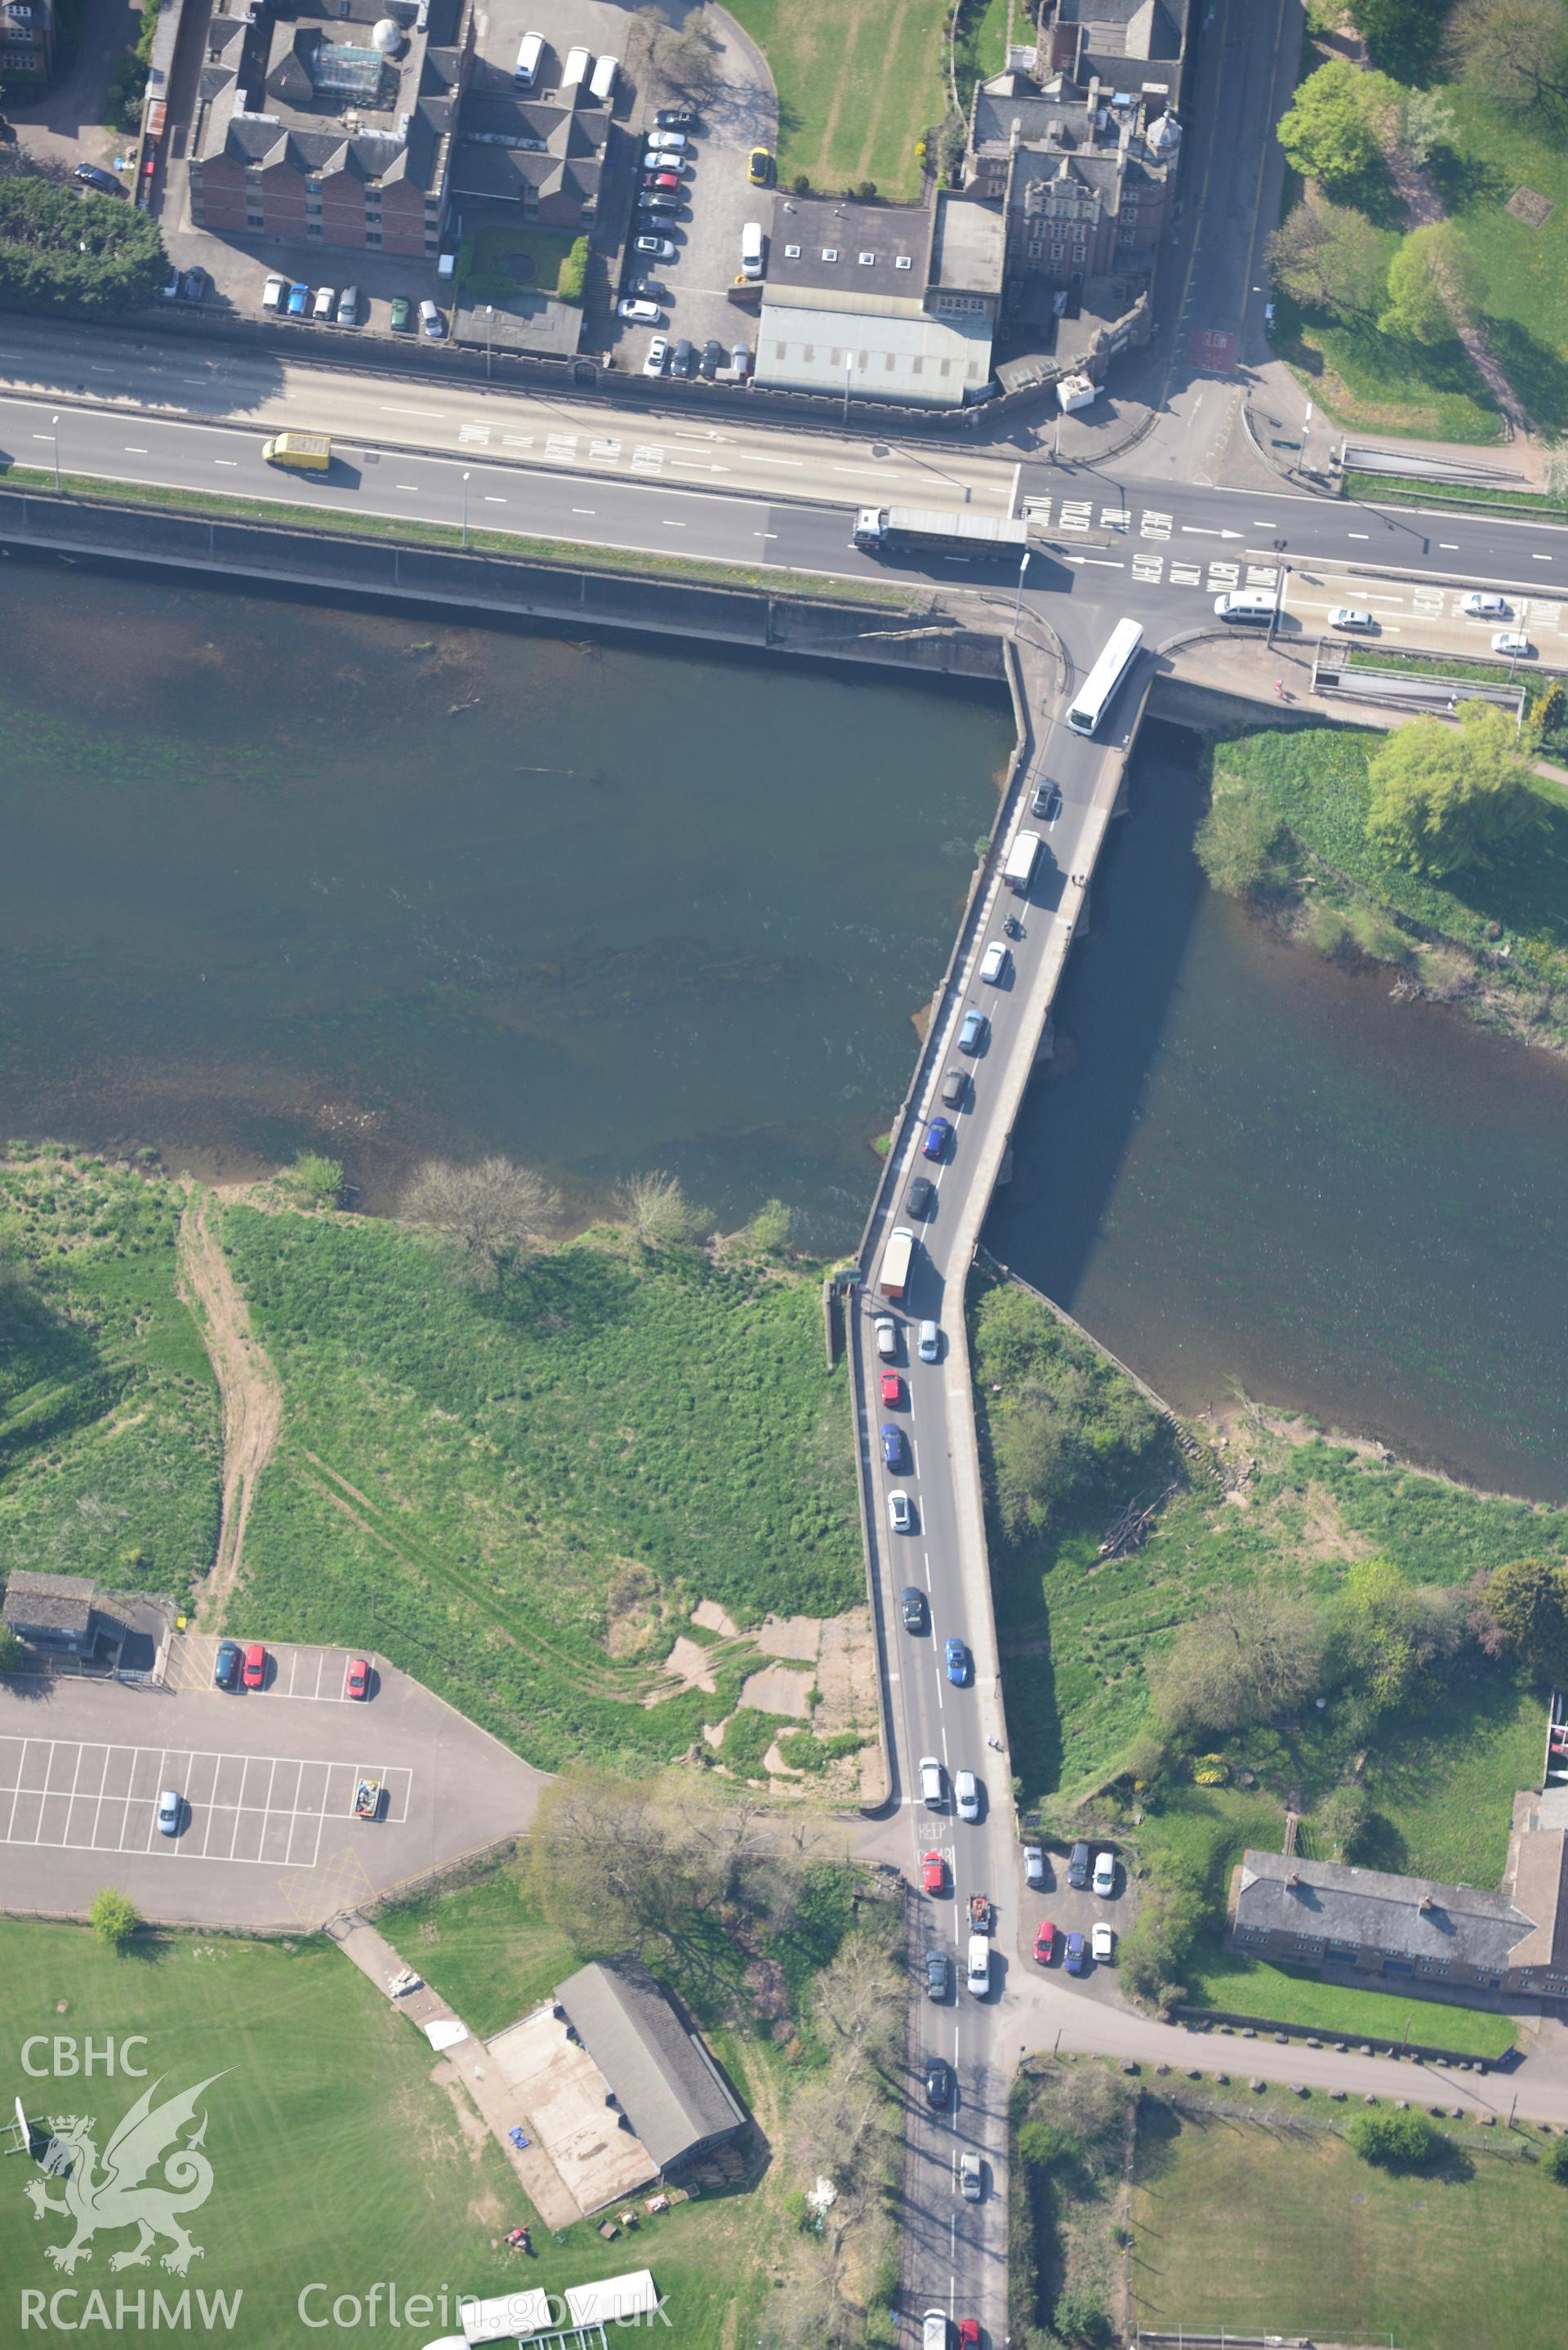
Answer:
345 1656 371 1701
1034 1920 1056 1965
880 1371 903 1407
921 1849 946 1896
957 2325 980 2350
242 1642 267 1691
643 170 680 192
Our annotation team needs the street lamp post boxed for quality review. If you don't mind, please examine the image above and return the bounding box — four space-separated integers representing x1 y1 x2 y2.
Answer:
485 305 494 383
50 412 61 493
461 469 470 551
1013 545 1030 629
843 350 853 429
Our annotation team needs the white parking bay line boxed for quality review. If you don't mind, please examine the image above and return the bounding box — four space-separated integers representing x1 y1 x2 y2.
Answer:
379 405 446 418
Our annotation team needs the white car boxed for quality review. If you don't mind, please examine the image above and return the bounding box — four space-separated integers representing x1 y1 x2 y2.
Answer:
620 297 662 323
1329 607 1374 631
920 1755 944 1808
888 1490 914 1534
635 234 676 260
959 2152 984 2202
874 1316 898 1360
312 285 336 322
1091 1920 1116 1963
156 1788 182 1835
1461 591 1508 618
1093 1848 1116 1897
955 1769 980 1822
980 940 1009 984
1023 1844 1046 1888
918 1320 940 1363
643 151 686 173
647 128 687 149
261 272 287 313
642 334 670 375
1492 630 1533 657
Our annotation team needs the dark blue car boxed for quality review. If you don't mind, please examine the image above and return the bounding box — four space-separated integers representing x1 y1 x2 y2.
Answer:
944 1637 971 1687
880 1424 907 1472
922 1116 954 1162
1064 1931 1086 1977
213 1639 243 1690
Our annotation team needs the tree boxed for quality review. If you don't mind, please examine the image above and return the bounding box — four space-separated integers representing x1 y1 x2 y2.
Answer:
1267 197 1389 319
1313 1782 1371 1861
1379 225 1454 344
1335 1554 1464 1713
661 7 723 89
0 175 167 319
1397 88 1456 167
1195 787 1290 898
1053 2287 1114 2350
1468 1555 1568 1684
399 1153 559 1280
1348 2105 1440 2172
1446 0 1568 114
1365 701 1541 877
992 1399 1070 1536
1276 59 1392 188
1352 0 1446 83
1545 441 1568 505
1118 1849 1205 2012
743 1197 791 1255
89 1888 141 1952
0 1622 22 1674
1544 2137 1568 2183
1531 680 1567 743
1151 1590 1327 1735
285 1151 342 1206
617 1169 707 1250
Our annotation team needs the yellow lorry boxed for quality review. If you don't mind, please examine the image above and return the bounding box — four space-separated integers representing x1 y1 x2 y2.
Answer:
261 432 332 472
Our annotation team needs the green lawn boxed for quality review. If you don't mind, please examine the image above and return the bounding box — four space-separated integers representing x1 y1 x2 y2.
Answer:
376 1865 583 2039
1131 2103 1562 2349
1285 312 1503 444
457 222 580 304
0 1917 760 2350
1343 469 1568 522
1181 1934 1521 2058
224 1206 862 1771
725 0 947 199
1437 74 1568 437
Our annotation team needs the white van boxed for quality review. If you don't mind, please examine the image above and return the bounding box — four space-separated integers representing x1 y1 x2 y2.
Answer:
966 1933 990 1996
919 1755 944 1808
740 220 765 280
924 2314 950 2350
1214 588 1276 625
514 29 542 84
562 43 591 85
590 51 617 99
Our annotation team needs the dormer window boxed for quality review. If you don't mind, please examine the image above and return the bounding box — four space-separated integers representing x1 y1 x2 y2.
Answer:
894 254 911 269
858 250 874 264
784 242 800 256
821 247 838 261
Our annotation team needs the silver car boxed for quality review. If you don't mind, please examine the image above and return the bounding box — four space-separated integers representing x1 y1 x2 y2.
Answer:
156 1789 182 1836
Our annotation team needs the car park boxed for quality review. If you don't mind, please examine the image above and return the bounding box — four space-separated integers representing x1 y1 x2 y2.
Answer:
157 1789 182 1836
1024 1844 1048 1888
955 1769 980 1822
1093 1848 1116 1897
345 1656 371 1700
921 1849 946 1894
620 296 662 323
918 1320 941 1363
924 1948 950 2000
336 284 362 325
880 1423 907 1470
922 1116 953 1162
941 1068 967 1108
648 128 688 150
1031 779 1062 821
1091 1921 1116 1962
262 272 288 312
925 2057 951 2107
1064 1930 1086 1975
960 2152 984 2202
635 234 676 260
1494 631 1533 656
907 1175 936 1219
901 1585 927 1632
920 1755 945 1808
1034 1920 1056 1964
657 106 697 128
643 335 670 376
880 1370 903 1407
312 285 336 321
959 1009 988 1053
214 1639 243 1690
980 941 1009 984
73 161 125 196
945 1638 970 1686
1068 1840 1090 1888
418 298 447 339
1462 591 1508 618
889 1490 914 1534
287 281 310 317
748 145 771 183
1329 607 1374 631
243 1643 268 1690
874 1316 898 1359
390 294 412 330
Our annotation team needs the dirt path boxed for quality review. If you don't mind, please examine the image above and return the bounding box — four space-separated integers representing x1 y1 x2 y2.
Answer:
177 1187 283 1630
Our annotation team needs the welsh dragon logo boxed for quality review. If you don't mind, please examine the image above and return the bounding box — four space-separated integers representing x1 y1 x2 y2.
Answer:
23 2074 226 2276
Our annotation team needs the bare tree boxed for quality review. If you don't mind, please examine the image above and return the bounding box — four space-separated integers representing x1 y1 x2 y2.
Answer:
812 1937 902 2083
662 7 724 90
1151 1590 1326 1734
1446 0 1568 112
617 1169 707 1250
399 1153 559 1279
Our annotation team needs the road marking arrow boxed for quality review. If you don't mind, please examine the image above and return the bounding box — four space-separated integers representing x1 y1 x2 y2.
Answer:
1180 525 1243 538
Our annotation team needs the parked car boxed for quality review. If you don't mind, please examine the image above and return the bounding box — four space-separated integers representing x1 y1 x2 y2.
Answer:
1329 607 1374 631
925 2058 952 2108
957 2321 980 2349
286 281 310 317
1023 1844 1048 1889
73 161 125 196
922 1116 953 1162
874 1316 898 1359
619 296 662 323
1031 779 1062 821
907 1174 936 1219
880 1423 907 1470
955 1769 980 1822
262 273 288 312
1493 630 1534 656
941 1067 967 1109
748 144 771 183
156 1789 182 1836
642 169 681 192
889 1490 914 1534
336 284 363 326
214 1639 243 1690
918 1320 941 1363
980 940 1009 984
880 1370 903 1407
643 151 684 174
945 1638 971 1687
657 106 697 127
648 128 688 150
701 338 724 377
312 285 336 322
901 1585 927 1632
959 1009 988 1053
1091 1921 1116 1963
1068 1840 1090 1888
639 189 681 211
1462 591 1509 618
730 344 754 378
345 1656 371 1701
161 265 183 300
417 297 447 340
960 2153 984 2202
1093 1848 1116 1898
1064 1930 1086 1976
243 1642 268 1691
921 1849 946 1895
643 335 670 375
629 274 666 301
390 294 413 331
924 1947 950 2000
635 234 676 260
1034 1919 1056 1964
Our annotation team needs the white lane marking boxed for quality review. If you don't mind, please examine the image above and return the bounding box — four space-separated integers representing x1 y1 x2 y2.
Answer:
1440 542 1459 550
180 377 207 386
124 446 148 453
396 484 420 492
662 519 687 527
215 459 237 467
484 495 506 504
1079 557 1125 568
89 364 116 372
1348 531 1370 539
1534 554 1554 562
572 507 596 515
32 434 53 440
379 404 446 418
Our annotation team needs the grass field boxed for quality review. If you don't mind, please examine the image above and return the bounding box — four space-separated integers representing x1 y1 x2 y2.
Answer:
1180 1935 1521 2058
0 1153 220 1598
724 0 947 200
1130 2101 1563 2350
1437 74 1568 438
223 1205 863 1771
0 1916 762 2350
1284 308 1503 444
1343 469 1568 521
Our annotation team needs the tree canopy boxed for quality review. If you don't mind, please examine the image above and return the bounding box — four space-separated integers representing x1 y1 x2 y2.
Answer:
1151 1590 1327 1736
0 176 166 319
1277 59 1392 188
1268 197 1389 319
1468 1555 1568 1684
1194 786 1290 899
1351 0 1446 84
1380 225 1454 344
1349 2105 1441 2173
1446 0 1568 115
1364 701 1541 877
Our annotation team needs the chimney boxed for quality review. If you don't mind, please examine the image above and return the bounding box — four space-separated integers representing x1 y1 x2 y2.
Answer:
1418 1893 1435 1915
1285 1871 1301 1891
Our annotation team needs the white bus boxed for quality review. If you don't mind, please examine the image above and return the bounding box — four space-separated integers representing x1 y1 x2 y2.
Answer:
1067 618 1143 737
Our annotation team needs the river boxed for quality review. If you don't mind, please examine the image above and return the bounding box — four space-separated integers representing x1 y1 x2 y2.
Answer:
987 719 1568 1504
0 560 1009 1242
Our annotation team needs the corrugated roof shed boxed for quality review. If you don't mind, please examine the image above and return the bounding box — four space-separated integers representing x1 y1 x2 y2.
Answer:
555 1957 744 2171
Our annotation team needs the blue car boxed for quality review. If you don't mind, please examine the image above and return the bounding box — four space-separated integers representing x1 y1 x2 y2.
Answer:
944 1637 971 1687
287 280 309 317
213 1639 243 1690
922 1117 954 1162
959 1009 988 1054
1064 1930 1086 1977
880 1424 907 1472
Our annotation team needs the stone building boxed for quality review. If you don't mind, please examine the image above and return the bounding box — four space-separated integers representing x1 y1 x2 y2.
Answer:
2 1572 99 1657
1 0 56 86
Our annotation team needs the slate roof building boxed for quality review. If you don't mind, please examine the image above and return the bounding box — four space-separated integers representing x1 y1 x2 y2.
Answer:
1 0 56 84
448 85 608 228
2 1571 98 1657
555 1956 746 2174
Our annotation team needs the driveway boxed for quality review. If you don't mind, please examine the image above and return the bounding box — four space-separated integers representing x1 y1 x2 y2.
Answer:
0 1648 547 1929
4 0 138 177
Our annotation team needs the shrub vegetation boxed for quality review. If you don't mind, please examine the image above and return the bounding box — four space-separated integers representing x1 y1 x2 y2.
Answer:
0 178 166 318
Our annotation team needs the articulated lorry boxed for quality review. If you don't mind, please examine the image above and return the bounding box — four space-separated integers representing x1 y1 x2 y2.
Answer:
852 504 1029 557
